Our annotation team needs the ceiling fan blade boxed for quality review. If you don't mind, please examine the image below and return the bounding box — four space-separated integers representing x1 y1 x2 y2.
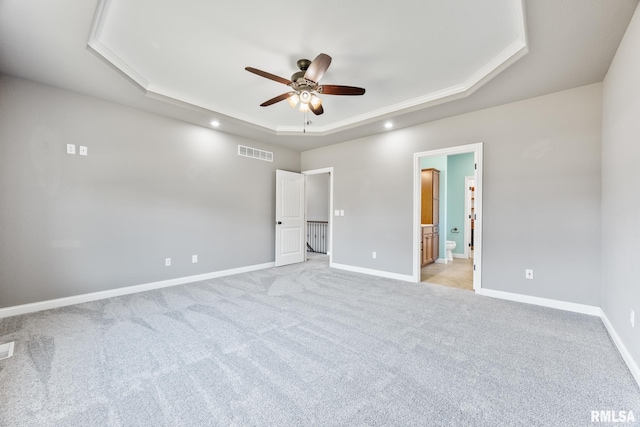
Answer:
260 92 295 107
304 53 332 83
309 102 324 116
245 67 292 85
318 85 366 96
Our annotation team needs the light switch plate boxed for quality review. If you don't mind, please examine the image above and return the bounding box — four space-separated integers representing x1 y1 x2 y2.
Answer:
525 269 534 279
79 146 88 156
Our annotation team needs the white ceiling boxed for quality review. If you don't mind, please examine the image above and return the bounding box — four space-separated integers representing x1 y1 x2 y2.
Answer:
0 0 638 151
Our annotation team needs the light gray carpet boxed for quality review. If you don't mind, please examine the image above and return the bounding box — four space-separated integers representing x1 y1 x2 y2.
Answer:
1 254 639 426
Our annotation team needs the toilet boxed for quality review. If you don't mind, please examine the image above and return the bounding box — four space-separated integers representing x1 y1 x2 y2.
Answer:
445 240 456 262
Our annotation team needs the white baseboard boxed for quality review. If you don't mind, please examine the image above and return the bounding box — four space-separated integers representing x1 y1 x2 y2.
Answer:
600 311 640 388
435 258 447 264
452 253 467 259
330 262 414 282
478 288 601 316
0 262 274 319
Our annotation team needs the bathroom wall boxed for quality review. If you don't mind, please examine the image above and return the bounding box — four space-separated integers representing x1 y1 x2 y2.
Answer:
446 153 475 255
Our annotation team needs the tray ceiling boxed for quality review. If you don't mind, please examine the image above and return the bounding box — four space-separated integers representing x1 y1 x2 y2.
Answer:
88 0 526 134
1 0 638 150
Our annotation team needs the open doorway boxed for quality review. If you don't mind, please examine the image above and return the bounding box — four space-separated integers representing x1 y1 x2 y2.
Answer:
302 168 333 265
413 143 483 292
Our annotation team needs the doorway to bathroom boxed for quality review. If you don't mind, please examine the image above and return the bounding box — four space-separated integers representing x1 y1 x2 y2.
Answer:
412 143 483 292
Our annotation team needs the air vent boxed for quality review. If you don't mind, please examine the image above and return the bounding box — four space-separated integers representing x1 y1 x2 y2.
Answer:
238 145 273 162
0 342 15 360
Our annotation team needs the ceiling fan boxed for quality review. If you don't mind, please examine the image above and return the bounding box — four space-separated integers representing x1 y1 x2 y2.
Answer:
245 53 365 116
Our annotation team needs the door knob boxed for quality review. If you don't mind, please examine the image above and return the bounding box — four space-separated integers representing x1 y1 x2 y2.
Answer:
277 221 282 225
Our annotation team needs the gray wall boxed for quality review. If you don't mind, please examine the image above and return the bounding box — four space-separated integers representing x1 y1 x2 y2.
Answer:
302 83 602 306
602 4 640 370
0 75 300 308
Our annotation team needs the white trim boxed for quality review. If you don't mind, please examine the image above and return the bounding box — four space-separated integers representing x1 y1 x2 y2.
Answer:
413 142 483 293
478 288 601 316
87 0 151 91
87 39 150 91
435 258 448 264
302 168 334 266
0 262 274 319
452 253 466 259
473 146 483 292
461 39 527 95
331 262 414 283
600 311 640 388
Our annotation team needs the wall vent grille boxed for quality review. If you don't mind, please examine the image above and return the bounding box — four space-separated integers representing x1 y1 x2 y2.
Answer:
238 145 273 162
0 341 15 360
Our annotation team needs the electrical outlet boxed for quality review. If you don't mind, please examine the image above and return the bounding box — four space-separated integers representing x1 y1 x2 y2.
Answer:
192 255 198 263
631 310 635 328
66 144 76 154
525 269 534 279
372 252 377 259
79 146 88 156
334 210 340 216
165 258 171 267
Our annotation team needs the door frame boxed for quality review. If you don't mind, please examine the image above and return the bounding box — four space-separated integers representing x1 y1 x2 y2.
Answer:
302 167 334 265
412 142 483 292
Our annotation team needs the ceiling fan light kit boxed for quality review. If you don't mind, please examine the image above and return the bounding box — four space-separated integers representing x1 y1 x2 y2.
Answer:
245 53 365 121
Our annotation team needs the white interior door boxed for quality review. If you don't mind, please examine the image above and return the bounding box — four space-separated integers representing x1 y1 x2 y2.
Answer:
275 170 305 267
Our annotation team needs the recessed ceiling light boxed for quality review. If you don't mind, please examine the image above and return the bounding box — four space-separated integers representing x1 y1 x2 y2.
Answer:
384 122 393 129
210 120 220 127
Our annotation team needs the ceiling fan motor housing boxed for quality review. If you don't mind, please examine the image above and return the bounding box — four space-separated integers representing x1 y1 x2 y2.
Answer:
292 58 313 83
291 70 305 82
296 58 312 71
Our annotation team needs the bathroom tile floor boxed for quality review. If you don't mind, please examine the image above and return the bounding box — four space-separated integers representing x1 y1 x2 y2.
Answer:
421 257 474 291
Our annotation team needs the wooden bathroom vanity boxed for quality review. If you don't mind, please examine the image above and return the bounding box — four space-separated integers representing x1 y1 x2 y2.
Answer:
421 168 440 266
